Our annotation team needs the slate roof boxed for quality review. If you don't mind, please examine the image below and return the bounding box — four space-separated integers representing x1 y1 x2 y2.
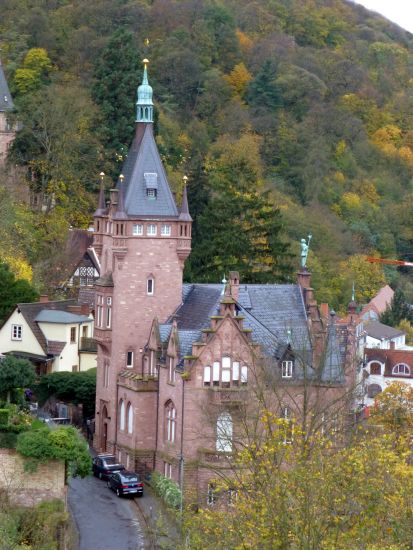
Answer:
35 310 91 324
160 283 312 367
17 300 78 354
365 321 404 340
0 61 13 111
119 125 179 218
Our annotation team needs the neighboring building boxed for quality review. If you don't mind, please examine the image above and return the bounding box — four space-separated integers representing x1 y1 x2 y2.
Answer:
58 228 100 305
358 285 394 321
0 59 15 165
0 298 96 374
363 321 405 350
93 62 355 504
363 346 413 406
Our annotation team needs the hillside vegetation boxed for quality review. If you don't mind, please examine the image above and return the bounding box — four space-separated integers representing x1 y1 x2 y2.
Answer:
1 0 413 310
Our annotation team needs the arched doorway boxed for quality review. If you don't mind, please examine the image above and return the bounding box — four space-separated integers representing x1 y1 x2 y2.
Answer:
101 405 108 452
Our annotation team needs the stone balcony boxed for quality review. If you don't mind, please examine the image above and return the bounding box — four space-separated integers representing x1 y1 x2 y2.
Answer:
118 370 158 392
79 337 97 353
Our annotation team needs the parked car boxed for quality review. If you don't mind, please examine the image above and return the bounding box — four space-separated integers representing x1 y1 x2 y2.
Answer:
107 471 144 498
92 454 125 480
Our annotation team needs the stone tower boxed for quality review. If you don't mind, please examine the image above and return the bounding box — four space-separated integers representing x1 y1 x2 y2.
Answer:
0 59 15 166
93 60 192 453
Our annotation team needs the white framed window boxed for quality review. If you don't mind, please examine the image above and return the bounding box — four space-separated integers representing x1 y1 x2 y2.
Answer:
126 351 134 368
392 363 411 376
222 356 231 387
132 224 143 236
282 360 293 378
119 400 125 431
11 324 22 341
147 278 154 295
203 366 211 386
147 224 157 236
213 362 220 386
166 402 176 443
161 224 171 236
207 483 216 506
281 406 293 444
241 366 248 385
106 296 112 328
216 412 233 452
96 295 103 328
164 462 172 479
232 362 240 385
104 362 110 387
149 350 156 377
168 357 175 383
147 188 157 199
127 403 133 434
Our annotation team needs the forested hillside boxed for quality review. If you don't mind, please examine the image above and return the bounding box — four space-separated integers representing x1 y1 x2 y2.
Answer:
1 0 413 311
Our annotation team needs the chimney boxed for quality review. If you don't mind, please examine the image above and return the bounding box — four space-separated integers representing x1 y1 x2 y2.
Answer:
229 271 240 301
80 303 90 315
39 295 49 303
390 341 395 350
297 268 311 293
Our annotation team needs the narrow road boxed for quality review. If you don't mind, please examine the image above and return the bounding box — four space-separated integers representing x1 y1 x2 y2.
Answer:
68 475 147 550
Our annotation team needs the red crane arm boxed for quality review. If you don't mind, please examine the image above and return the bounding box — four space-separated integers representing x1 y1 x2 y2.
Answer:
366 257 413 267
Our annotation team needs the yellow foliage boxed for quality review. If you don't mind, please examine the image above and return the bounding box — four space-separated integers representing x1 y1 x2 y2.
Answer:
339 254 386 303
397 319 413 345
236 29 253 52
333 171 345 183
398 145 413 167
372 124 402 146
0 254 33 282
335 139 347 158
224 62 252 97
340 192 361 211
352 179 379 204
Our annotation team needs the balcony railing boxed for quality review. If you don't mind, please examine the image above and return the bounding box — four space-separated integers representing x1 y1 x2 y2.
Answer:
80 337 97 352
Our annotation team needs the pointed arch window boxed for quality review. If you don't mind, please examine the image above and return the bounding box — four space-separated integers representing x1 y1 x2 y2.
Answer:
127 403 133 434
147 277 154 295
216 412 233 453
165 401 176 443
119 400 125 431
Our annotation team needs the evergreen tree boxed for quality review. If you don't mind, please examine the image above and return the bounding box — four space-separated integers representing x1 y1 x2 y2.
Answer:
247 59 283 112
186 134 292 283
380 288 413 327
0 263 38 324
92 29 141 172
0 356 36 403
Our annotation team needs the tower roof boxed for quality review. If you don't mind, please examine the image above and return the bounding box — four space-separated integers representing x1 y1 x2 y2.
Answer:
119 124 179 217
0 60 14 111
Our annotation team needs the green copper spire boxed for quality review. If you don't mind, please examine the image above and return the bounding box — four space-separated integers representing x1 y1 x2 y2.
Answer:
136 58 153 123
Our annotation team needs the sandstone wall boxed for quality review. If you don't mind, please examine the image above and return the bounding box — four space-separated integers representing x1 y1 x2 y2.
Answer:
0 448 66 507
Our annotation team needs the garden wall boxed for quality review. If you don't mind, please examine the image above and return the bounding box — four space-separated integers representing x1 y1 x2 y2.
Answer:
0 448 66 506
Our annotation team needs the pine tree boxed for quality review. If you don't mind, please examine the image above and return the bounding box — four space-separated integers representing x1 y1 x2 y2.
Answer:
380 288 413 327
247 59 283 112
186 134 292 283
92 29 141 173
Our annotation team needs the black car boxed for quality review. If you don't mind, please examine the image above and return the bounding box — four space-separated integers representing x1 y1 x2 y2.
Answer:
107 471 144 497
92 454 125 480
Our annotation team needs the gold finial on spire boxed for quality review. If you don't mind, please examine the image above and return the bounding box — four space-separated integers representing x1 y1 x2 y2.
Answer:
142 58 149 69
144 38 150 47
183 175 188 183
99 172 105 180
119 173 124 182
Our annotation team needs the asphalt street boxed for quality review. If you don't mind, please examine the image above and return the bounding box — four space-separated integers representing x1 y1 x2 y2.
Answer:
68 475 147 550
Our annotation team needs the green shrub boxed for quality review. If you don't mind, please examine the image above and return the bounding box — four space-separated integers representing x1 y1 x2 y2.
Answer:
0 409 9 424
151 471 182 509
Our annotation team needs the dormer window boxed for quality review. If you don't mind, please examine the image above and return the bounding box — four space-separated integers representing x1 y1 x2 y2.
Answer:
144 172 158 199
